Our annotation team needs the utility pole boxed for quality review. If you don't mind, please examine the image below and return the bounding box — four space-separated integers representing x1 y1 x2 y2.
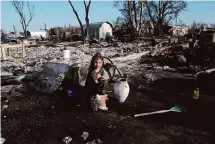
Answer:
13 25 17 39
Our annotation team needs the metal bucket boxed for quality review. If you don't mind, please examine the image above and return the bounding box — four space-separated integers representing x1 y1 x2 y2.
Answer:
63 50 70 59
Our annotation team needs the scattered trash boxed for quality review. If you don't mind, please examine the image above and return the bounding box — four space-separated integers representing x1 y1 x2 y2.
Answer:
108 125 116 129
62 136 72 144
2 105 8 110
81 131 89 140
91 94 108 111
86 138 103 144
96 138 103 144
163 65 169 70
66 89 74 97
134 104 185 117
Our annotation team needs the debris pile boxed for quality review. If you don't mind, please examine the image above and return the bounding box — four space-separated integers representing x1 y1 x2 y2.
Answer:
1 42 149 76
140 43 215 71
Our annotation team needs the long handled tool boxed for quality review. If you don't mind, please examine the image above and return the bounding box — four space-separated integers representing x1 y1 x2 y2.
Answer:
134 104 185 117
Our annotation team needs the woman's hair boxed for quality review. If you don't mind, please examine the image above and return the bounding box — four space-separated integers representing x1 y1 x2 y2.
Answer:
88 52 104 71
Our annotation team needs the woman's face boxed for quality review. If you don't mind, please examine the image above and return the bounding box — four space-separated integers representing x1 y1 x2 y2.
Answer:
94 58 103 69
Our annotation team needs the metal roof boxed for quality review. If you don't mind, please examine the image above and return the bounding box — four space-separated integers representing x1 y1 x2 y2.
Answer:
83 21 113 29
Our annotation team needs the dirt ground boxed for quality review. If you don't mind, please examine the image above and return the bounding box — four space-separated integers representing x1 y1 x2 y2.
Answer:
1 69 215 144
1 43 215 144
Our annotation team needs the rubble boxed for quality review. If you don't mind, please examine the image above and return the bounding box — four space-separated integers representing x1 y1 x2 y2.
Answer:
81 131 89 140
2 105 8 110
1 41 151 77
86 138 103 144
197 68 215 95
62 136 72 144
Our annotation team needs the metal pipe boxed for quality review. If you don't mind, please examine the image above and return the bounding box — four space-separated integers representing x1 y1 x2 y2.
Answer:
103 56 124 78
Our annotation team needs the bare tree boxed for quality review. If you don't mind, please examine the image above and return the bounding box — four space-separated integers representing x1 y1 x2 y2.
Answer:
112 17 125 29
84 0 91 41
114 1 144 36
138 0 144 36
68 0 91 42
13 25 17 38
145 0 188 36
10 1 35 38
190 21 208 32
210 23 215 28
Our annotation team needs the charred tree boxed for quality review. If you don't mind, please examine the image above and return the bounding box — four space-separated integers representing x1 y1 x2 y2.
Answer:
68 0 85 41
113 1 144 37
10 1 35 38
145 0 187 37
84 0 91 41
68 0 91 42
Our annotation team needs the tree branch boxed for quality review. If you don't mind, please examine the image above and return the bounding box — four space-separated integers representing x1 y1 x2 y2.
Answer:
68 0 85 40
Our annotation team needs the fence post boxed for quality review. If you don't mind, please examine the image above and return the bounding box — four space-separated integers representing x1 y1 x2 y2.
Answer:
22 40 26 59
1 45 7 60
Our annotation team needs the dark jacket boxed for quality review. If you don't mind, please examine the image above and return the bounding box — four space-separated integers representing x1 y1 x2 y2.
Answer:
85 68 108 95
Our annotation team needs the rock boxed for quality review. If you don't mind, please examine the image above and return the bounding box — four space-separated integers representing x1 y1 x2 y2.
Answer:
175 54 186 64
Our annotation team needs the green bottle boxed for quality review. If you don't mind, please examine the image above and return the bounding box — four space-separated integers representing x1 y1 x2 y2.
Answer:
193 87 200 99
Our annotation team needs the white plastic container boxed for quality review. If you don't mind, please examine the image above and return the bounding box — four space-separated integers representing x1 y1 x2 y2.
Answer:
63 50 70 59
114 78 130 103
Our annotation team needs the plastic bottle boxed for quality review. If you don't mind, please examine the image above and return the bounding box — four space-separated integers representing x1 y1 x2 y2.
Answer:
193 87 200 99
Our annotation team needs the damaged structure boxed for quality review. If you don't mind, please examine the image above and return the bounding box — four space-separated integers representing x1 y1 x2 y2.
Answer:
30 30 48 39
83 21 113 41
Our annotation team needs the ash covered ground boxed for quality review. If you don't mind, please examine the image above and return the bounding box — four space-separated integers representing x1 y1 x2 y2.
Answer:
1 42 215 144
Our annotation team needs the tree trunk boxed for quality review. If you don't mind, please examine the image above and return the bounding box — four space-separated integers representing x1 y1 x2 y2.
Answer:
13 25 17 39
68 0 85 41
84 0 91 42
133 1 138 35
127 1 135 37
158 20 163 37
85 18 90 41
138 1 144 36
24 28 27 38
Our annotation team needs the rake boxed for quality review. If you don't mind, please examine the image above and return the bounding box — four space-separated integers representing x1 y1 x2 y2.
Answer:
134 104 185 118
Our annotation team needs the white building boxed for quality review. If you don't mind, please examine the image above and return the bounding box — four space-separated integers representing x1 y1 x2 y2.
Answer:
83 21 113 41
29 30 48 39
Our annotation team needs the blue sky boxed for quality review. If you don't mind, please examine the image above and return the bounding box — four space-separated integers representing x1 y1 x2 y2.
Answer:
1 1 215 31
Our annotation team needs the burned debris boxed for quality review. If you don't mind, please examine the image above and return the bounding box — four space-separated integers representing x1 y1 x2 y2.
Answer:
2 1 215 144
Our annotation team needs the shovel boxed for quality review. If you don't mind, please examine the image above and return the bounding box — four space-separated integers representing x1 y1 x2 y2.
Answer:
134 104 185 117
